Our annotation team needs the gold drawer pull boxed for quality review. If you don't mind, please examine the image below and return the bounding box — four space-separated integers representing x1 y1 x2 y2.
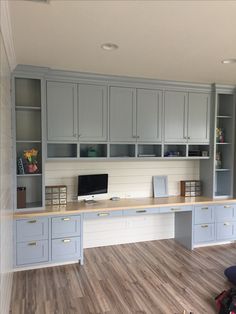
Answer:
224 205 231 208
28 242 37 246
224 222 230 226
62 217 70 221
201 207 209 210
171 208 181 211
136 210 147 213
62 239 71 243
201 224 208 228
28 220 37 224
97 212 110 217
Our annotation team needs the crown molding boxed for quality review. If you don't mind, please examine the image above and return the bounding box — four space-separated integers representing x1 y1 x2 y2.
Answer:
0 0 17 70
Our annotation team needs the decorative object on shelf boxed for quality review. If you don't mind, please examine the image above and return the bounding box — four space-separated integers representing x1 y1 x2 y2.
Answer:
87 146 97 157
17 158 25 174
17 187 26 208
216 127 225 143
23 148 39 174
201 150 208 157
153 176 169 198
180 180 201 197
215 152 222 169
164 151 181 157
45 185 67 205
188 150 201 157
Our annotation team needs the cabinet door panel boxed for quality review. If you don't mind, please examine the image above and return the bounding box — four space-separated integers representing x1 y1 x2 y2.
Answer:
78 84 107 141
216 222 235 240
47 81 77 141
164 91 187 143
137 89 162 142
194 224 215 244
188 93 210 143
109 87 136 142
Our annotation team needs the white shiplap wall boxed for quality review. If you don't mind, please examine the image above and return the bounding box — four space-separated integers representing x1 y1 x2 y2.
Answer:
45 160 199 248
0 31 13 314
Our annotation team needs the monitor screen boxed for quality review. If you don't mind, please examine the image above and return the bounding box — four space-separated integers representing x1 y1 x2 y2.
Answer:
78 174 108 196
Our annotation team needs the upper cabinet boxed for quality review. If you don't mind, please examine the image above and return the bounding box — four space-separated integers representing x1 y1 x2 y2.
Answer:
164 91 210 144
188 93 210 143
47 81 78 141
78 84 107 142
164 91 187 143
136 89 162 142
109 87 136 142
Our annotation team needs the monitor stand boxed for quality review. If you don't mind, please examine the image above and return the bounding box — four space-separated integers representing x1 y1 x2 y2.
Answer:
84 199 98 205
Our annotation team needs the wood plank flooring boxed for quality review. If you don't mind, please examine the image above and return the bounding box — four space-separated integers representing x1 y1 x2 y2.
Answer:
10 239 236 314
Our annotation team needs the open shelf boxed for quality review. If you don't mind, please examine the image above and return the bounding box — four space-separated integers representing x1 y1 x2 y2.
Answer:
47 143 77 158
16 142 42 174
215 171 232 197
15 78 41 108
110 144 135 158
16 109 41 141
137 144 162 158
164 145 186 157
17 175 43 209
188 145 209 158
80 144 107 158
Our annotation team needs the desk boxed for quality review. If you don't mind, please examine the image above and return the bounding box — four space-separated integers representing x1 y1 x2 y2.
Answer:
14 196 236 270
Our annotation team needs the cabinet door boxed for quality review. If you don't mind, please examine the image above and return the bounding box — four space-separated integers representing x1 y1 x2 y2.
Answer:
164 91 187 143
109 87 136 142
47 81 78 141
78 84 107 141
188 93 210 143
137 89 162 142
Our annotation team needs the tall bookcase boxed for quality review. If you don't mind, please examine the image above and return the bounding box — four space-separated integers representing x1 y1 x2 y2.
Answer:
14 77 44 210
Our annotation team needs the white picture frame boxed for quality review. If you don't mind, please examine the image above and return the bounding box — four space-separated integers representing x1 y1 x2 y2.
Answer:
153 175 168 198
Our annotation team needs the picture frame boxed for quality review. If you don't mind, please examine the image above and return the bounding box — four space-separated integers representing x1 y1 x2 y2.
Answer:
153 175 169 198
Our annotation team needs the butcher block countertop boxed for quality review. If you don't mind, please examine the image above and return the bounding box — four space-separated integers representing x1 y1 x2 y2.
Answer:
14 196 236 218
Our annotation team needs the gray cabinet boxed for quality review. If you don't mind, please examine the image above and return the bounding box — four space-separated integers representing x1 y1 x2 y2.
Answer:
47 81 78 141
78 84 107 141
164 91 210 144
164 91 187 143
109 87 136 142
188 93 210 143
137 89 162 142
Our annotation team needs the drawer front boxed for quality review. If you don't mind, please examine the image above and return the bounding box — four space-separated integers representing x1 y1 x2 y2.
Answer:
52 215 81 239
52 237 81 261
216 222 236 240
194 224 215 244
123 207 160 216
159 205 192 214
215 204 235 222
16 218 49 242
84 210 123 220
194 205 214 224
16 240 49 266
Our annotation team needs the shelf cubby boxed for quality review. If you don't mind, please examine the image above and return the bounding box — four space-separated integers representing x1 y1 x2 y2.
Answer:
47 143 77 158
164 145 186 157
188 145 210 158
137 144 162 158
16 142 42 174
17 175 43 208
16 109 41 141
110 144 135 158
80 144 107 158
15 78 41 108
215 171 232 198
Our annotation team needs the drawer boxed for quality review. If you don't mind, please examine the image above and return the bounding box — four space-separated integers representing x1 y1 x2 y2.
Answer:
193 224 215 244
123 207 160 216
159 205 192 214
215 204 235 222
16 217 49 242
52 215 81 239
216 222 236 241
52 237 81 261
194 205 214 224
84 210 123 220
16 240 49 266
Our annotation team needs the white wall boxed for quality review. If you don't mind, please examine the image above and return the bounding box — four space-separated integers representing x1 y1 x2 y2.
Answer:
45 160 199 248
0 31 14 314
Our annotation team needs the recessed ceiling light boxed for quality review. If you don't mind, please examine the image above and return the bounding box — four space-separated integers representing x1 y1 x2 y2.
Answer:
222 59 236 64
101 43 119 51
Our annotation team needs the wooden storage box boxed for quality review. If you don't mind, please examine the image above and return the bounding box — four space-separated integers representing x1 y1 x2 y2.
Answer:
180 180 201 197
45 185 67 205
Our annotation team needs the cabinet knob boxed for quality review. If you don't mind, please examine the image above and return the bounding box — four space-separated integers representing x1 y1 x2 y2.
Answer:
201 207 209 210
28 220 37 224
224 222 230 226
201 224 208 228
62 239 71 243
224 205 231 208
188 136 191 139
28 242 37 246
62 217 70 221
184 136 187 139
97 212 110 217
171 208 181 211
136 210 147 213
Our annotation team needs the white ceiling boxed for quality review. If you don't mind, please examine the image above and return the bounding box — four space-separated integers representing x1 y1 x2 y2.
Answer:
9 0 236 84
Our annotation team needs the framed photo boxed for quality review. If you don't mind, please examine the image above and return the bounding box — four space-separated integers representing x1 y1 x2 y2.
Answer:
153 175 168 198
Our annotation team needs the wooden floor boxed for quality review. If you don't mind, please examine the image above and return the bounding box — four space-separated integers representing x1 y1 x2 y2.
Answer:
10 239 236 314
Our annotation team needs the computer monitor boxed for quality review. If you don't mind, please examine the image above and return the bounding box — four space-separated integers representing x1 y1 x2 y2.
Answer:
77 174 108 203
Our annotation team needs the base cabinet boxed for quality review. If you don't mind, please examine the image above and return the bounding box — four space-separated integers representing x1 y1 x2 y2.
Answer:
15 214 83 267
